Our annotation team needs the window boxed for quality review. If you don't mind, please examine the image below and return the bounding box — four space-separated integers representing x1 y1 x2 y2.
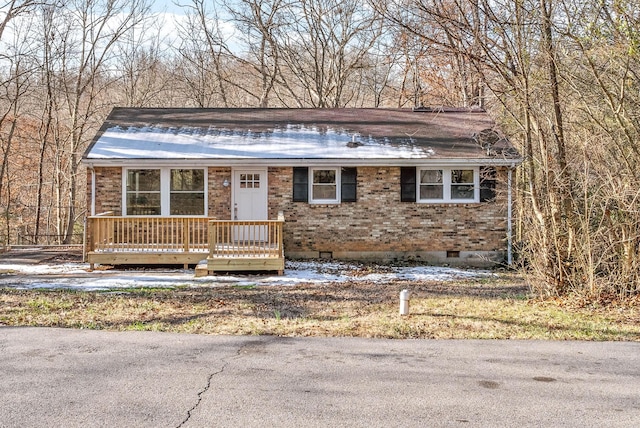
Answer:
239 173 260 188
170 169 205 215
292 167 356 203
126 169 161 215
414 167 479 203
124 168 206 216
311 168 338 202
419 170 443 199
450 169 475 200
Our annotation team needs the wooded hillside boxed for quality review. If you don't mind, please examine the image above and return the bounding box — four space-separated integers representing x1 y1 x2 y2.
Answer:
1 0 638 298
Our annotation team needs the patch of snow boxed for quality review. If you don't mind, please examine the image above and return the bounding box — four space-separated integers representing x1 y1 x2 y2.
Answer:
0 260 494 291
0 263 90 275
87 124 435 160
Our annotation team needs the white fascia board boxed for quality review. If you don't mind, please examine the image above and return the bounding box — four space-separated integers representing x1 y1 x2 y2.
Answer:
82 157 522 168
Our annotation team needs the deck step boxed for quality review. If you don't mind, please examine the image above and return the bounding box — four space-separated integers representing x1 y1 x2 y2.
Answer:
207 256 285 275
194 260 211 277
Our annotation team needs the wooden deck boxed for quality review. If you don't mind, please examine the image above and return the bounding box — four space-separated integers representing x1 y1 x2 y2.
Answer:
207 219 285 274
85 214 285 274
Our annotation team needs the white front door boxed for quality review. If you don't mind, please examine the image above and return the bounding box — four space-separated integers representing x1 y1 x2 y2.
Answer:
233 169 268 221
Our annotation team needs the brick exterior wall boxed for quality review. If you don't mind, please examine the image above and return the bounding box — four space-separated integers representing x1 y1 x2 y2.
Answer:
208 167 232 219
90 167 122 215
90 167 232 218
90 165 510 265
269 166 509 264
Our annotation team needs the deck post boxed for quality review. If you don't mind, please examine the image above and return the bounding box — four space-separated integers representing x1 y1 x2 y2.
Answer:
82 216 87 263
182 217 189 253
85 216 93 255
208 221 217 258
277 212 285 261
85 216 95 270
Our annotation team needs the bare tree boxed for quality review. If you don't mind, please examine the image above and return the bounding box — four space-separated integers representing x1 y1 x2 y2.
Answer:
174 0 232 107
224 0 287 107
113 15 173 107
375 0 640 298
554 0 640 294
0 2 43 243
351 36 402 107
31 3 56 243
0 0 42 41
275 0 383 107
41 0 151 243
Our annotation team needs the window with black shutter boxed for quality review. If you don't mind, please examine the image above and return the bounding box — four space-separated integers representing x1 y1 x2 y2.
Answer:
292 167 309 202
341 167 357 202
400 167 417 202
479 166 497 202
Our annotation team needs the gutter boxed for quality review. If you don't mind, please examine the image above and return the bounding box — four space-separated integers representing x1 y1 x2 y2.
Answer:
81 157 523 168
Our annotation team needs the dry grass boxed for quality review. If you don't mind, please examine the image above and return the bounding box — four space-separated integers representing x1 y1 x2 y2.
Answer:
1 274 639 340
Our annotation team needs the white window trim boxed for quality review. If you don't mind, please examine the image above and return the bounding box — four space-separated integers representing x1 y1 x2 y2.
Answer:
123 167 208 216
309 167 341 204
417 167 480 203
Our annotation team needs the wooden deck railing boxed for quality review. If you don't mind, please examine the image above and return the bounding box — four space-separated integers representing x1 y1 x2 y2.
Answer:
86 215 211 253
85 214 285 273
208 219 284 258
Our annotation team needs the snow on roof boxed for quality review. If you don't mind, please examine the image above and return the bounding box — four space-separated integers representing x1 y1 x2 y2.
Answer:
83 108 521 163
89 124 434 160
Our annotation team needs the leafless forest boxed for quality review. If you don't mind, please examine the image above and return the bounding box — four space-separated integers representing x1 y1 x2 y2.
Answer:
1 0 638 299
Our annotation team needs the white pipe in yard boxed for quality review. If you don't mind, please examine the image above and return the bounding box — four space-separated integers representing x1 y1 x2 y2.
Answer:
399 289 410 315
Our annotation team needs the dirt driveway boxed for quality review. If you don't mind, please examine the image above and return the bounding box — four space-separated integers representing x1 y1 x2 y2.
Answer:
0 246 83 265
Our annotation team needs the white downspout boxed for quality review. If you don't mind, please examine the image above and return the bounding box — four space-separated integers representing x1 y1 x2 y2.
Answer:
84 165 96 263
90 166 96 216
507 166 514 266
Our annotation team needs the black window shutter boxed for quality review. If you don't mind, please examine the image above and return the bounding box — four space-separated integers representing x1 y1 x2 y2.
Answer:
293 167 309 202
400 167 416 202
341 167 357 202
480 166 497 202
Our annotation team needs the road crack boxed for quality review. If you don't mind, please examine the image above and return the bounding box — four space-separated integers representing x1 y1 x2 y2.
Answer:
176 359 229 427
177 342 262 427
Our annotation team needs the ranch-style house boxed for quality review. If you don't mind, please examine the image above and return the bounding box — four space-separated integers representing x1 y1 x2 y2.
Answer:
82 107 521 274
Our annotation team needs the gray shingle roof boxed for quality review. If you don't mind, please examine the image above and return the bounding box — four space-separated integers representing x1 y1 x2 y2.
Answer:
83 108 521 165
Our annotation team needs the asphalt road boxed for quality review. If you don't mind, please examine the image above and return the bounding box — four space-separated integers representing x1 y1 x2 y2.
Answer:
1 327 639 427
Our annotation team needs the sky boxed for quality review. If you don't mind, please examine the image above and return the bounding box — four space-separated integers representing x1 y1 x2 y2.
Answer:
149 0 183 14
